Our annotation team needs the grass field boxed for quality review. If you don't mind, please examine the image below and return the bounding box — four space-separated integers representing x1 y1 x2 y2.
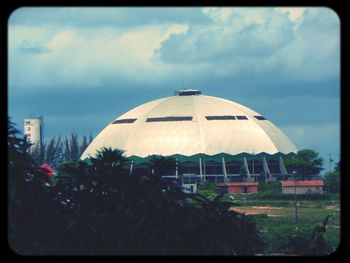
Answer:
231 200 340 252
197 184 340 254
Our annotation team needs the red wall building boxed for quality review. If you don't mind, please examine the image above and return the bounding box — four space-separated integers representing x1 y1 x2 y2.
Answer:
218 182 259 194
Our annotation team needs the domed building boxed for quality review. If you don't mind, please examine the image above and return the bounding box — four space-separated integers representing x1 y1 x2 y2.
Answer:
81 89 297 184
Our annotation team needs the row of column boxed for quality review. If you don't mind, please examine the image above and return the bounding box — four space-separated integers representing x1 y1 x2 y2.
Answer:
128 156 289 180
197 156 288 182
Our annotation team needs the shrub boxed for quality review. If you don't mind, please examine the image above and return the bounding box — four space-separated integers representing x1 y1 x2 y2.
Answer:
258 182 281 193
8 120 265 255
324 171 340 193
248 192 330 201
262 216 334 255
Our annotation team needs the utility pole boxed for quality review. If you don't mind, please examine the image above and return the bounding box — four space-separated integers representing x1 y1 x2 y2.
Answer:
328 154 333 173
293 170 298 224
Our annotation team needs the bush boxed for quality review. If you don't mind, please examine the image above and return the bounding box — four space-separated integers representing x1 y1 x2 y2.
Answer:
242 192 330 201
8 120 265 255
262 216 334 255
324 171 340 193
258 182 281 193
197 182 219 198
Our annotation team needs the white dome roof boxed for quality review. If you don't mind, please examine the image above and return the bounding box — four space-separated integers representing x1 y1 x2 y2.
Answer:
81 91 297 159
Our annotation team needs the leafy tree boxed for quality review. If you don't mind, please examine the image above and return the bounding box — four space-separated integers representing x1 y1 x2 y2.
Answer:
8 118 58 254
8 118 36 200
284 149 324 179
324 171 340 193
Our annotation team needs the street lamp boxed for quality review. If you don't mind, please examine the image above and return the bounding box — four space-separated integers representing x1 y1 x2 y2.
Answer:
293 170 298 224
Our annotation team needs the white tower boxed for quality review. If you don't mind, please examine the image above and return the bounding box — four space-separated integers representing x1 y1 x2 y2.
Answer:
24 116 44 150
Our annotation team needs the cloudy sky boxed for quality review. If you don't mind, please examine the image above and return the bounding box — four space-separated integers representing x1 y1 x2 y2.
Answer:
8 7 340 169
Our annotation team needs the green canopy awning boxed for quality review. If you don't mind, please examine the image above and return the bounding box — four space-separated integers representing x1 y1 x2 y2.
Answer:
124 152 296 164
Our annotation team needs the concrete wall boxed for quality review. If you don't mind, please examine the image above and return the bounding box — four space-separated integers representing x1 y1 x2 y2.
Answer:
282 186 323 194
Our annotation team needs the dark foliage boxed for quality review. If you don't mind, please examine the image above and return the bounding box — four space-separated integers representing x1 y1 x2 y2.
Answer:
258 182 281 193
8 119 265 255
29 132 93 168
251 192 331 201
30 136 63 168
8 118 59 254
262 215 334 255
324 171 340 193
149 156 176 177
284 149 324 179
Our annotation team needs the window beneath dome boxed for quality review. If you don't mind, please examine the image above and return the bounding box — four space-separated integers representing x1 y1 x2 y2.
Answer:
146 116 193 122
236 116 248 120
205 116 236 120
254 116 267 120
112 118 137 124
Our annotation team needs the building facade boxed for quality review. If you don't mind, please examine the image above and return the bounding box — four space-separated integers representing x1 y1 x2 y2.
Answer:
218 182 259 194
81 89 297 183
281 180 324 194
24 116 44 150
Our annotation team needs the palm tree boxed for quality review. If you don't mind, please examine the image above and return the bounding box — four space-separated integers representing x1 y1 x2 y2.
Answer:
30 136 63 168
29 133 93 167
91 147 130 170
63 133 80 161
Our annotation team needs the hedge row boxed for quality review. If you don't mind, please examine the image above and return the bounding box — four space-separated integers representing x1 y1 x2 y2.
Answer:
242 193 331 201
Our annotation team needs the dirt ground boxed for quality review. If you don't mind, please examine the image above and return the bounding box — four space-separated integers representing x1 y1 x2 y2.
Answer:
230 206 285 216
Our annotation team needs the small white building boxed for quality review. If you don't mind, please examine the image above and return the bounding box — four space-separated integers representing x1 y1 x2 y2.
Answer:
182 183 197 194
24 116 44 150
281 180 324 194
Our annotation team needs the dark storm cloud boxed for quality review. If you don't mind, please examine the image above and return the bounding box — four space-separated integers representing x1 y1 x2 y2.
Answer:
157 14 294 64
9 7 211 28
9 79 339 137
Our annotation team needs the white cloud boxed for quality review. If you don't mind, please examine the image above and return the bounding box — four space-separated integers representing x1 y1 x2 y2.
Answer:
8 7 340 89
276 7 306 22
47 30 74 50
9 23 189 88
157 7 339 83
